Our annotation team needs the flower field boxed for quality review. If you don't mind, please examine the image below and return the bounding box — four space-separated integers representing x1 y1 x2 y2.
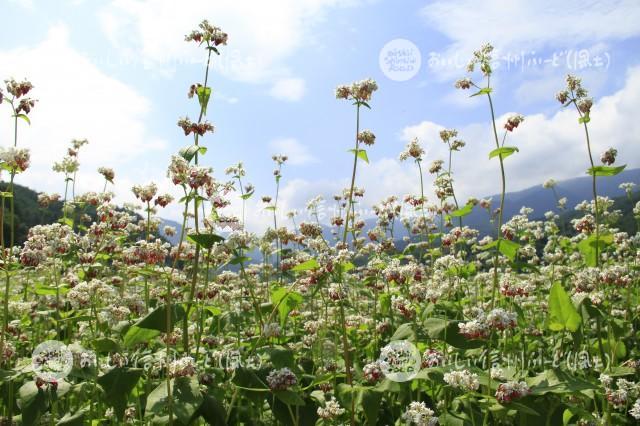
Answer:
1 20 640 426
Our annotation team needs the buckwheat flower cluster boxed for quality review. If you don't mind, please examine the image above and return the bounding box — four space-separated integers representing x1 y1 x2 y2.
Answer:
556 74 592 115
272 154 288 165
132 183 158 203
185 20 228 47
600 147 617 165
458 308 517 339
169 356 197 378
98 167 115 182
466 43 494 76
542 179 556 189
619 182 636 196
399 137 425 161
20 224 75 267
454 77 472 90
485 308 518 330
429 159 444 174
444 369 480 391
266 367 297 391
5 78 33 98
167 155 190 185
262 322 281 338
363 361 384 383
357 129 376 146
328 282 346 301
5 78 37 114
422 348 444 368
603 378 640 409
123 240 169 265
177 117 215 136
504 114 525 132
188 166 213 189
0 147 31 172
401 401 439 426
334 78 378 102
53 156 79 175
154 193 174 208
573 214 595 234
317 397 345 420
495 381 530 403
630 398 640 420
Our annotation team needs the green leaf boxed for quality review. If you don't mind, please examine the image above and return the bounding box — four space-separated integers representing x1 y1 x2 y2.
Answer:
271 287 303 327
577 233 613 266
96 368 143 420
360 388 382 426
93 337 121 354
587 165 626 176
122 304 187 347
56 408 88 426
179 144 208 162
17 381 48 426
146 377 203 425
489 146 519 160
15 113 31 125
197 86 212 115
291 258 319 272
122 325 160 347
187 233 225 249
194 394 227 426
0 191 13 198
578 113 590 124
470 87 492 97
497 239 521 261
275 390 305 406
58 217 74 227
348 148 369 164
390 323 416 341
449 202 474 218
547 282 582 332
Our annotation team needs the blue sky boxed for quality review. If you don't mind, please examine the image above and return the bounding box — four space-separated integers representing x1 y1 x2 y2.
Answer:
1 0 639 230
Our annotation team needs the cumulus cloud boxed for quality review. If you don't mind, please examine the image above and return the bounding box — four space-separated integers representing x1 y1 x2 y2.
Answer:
421 0 640 63
0 25 168 207
402 66 640 202
269 77 306 101
99 0 364 82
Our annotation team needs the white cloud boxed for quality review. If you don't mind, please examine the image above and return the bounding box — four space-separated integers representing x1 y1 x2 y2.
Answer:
269 138 316 165
420 0 640 79
0 25 168 207
401 66 640 203
269 77 306 101
422 0 640 60
99 0 364 82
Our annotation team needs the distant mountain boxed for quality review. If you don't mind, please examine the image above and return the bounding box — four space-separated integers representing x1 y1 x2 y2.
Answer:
462 167 640 235
0 182 63 246
355 168 640 239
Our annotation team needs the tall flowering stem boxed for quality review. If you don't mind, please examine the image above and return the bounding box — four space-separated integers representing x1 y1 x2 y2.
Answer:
455 45 524 309
556 75 602 266
181 20 227 355
334 79 377 425
1 79 35 362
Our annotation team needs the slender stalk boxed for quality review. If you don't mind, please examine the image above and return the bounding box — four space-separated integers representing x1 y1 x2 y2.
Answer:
342 104 361 245
486 92 506 310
